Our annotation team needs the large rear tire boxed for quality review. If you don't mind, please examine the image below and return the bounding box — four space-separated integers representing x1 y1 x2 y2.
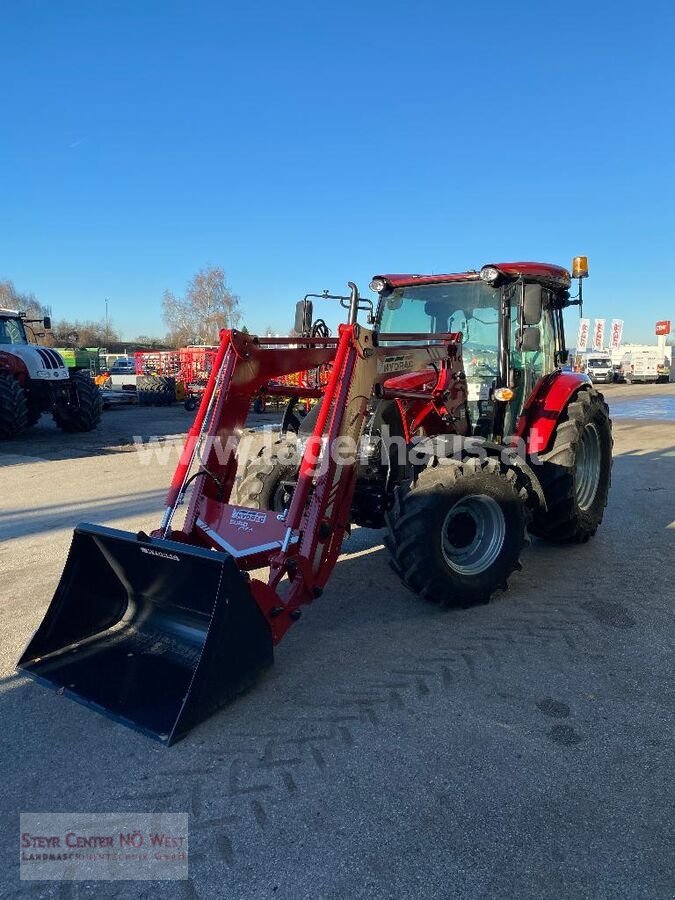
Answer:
235 438 300 511
385 457 529 607
137 375 175 406
53 372 103 433
0 374 28 439
529 387 612 543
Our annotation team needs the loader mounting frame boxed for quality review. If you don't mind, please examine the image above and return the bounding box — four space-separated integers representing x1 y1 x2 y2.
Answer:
160 323 465 644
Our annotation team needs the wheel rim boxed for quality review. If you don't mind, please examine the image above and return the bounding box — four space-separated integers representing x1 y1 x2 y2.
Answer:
575 422 601 510
272 479 293 513
441 494 506 575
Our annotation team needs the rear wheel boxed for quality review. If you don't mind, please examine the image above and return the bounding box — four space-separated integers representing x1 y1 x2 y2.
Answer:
529 388 612 543
0 374 28 438
385 457 529 607
53 372 103 433
235 438 300 511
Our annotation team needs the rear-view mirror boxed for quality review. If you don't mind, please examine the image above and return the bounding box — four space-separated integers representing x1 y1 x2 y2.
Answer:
523 284 543 325
294 299 313 336
43 316 51 330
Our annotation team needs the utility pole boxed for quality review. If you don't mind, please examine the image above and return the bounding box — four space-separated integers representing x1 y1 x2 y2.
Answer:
104 298 109 348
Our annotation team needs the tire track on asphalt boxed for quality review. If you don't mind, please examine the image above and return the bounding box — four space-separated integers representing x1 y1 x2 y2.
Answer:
110 607 606 873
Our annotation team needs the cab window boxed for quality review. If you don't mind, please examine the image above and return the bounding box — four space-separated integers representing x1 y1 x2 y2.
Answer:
0 317 27 345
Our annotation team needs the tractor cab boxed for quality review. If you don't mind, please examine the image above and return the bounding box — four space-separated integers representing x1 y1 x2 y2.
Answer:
370 261 583 439
0 309 31 345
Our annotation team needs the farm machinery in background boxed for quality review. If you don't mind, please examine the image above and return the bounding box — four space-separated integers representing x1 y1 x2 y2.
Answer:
133 345 329 414
18 258 613 744
0 307 101 438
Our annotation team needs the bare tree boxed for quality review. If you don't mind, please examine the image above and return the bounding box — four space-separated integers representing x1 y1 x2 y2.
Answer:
162 266 241 347
51 318 120 347
0 279 51 320
0 279 53 343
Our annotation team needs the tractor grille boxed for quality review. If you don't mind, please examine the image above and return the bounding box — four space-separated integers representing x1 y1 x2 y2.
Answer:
37 348 66 370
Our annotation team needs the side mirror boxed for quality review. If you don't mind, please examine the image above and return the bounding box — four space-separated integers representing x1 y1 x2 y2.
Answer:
294 299 313 336
518 326 541 352
43 316 51 330
523 284 543 325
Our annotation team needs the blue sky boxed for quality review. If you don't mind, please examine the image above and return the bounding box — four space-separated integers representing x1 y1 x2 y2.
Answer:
2 0 674 342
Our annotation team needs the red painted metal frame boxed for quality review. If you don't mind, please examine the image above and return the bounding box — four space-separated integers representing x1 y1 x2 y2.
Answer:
134 350 181 377
513 371 592 455
373 331 467 441
157 326 464 644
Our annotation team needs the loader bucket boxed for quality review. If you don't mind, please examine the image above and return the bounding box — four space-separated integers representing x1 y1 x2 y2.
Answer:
17 524 273 744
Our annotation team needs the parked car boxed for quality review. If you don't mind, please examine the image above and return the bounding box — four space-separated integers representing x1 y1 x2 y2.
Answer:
105 357 138 390
107 357 136 375
585 356 614 384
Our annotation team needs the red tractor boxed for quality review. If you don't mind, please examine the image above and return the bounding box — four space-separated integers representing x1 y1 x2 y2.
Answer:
237 259 612 603
18 259 612 744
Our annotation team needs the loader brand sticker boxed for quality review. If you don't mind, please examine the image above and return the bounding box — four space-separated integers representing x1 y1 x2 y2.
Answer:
20 813 188 881
230 508 268 531
139 546 181 562
377 353 415 375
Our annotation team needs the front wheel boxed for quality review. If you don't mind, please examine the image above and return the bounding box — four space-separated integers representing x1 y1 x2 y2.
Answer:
385 457 529 607
529 387 612 543
234 438 300 511
0 374 28 438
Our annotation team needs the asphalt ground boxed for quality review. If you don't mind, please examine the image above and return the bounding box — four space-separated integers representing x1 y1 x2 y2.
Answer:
0 383 673 899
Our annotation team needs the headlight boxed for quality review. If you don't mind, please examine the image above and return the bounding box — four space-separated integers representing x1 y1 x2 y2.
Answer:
369 278 387 293
479 266 501 284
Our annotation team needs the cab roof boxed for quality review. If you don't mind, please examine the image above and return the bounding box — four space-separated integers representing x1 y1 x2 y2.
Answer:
0 307 20 317
373 262 571 290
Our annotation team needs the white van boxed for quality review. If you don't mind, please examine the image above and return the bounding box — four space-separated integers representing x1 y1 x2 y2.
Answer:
585 356 614 384
623 351 660 384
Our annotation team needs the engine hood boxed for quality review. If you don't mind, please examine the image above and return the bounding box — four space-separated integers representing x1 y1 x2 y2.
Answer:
2 344 70 380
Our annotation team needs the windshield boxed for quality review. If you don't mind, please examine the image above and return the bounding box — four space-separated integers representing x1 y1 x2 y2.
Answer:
379 281 500 352
588 358 611 367
0 316 28 345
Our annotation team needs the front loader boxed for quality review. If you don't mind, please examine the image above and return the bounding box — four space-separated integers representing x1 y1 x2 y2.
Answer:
18 261 613 744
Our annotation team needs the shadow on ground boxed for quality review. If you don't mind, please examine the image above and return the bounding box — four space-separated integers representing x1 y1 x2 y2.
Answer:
0 489 167 539
0 406 281 465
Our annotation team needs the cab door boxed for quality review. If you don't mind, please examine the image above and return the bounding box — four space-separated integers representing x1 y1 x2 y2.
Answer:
505 284 557 434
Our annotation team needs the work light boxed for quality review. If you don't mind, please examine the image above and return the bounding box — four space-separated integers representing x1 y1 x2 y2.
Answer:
479 266 501 284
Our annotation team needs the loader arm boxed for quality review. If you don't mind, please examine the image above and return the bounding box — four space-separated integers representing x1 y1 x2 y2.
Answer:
18 318 465 744
169 323 464 642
